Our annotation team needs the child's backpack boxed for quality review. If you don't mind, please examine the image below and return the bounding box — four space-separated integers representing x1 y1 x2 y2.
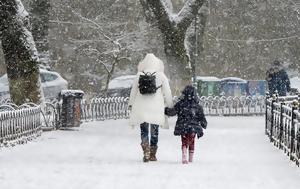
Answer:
138 72 161 94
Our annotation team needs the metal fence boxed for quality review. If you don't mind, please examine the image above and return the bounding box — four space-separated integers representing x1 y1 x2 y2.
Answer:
81 97 130 121
0 103 42 147
266 95 300 166
80 96 265 121
200 96 265 116
0 95 267 147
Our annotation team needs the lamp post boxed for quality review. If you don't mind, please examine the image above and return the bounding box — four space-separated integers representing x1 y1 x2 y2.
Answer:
192 14 198 89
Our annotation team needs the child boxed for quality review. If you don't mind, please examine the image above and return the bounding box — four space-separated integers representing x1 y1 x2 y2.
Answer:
165 85 207 164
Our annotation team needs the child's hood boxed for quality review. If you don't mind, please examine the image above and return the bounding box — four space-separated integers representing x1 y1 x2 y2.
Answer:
181 85 199 102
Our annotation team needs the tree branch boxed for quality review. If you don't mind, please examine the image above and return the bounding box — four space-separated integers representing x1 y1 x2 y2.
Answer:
139 0 155 23
144 0 173 33
96 59 110 74
177 0 205 30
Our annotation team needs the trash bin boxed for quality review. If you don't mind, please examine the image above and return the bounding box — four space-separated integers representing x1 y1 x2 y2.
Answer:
59 90 84 128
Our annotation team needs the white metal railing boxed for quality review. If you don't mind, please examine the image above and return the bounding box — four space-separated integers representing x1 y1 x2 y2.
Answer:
0 104 42 147
80 96 265 122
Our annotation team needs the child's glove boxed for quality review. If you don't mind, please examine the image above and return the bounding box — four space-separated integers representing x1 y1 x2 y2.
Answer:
197 131 204 139
164 107 170 115
165 107 176 116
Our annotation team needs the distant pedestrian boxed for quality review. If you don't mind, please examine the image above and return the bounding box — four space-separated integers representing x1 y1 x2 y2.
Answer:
266 60 291 96
128 53 173 162
165 85 207 164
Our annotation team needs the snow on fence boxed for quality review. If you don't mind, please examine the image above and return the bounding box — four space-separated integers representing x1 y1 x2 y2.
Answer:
81 97 130 121
0 104 42 147
200 96 265 116
266 95 300 166
80 96 265 121
0 98 61 147
0 95 266 147
0 98 11 105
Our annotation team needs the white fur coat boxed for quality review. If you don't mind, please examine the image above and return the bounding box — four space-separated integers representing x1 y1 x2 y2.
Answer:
128 53 173 128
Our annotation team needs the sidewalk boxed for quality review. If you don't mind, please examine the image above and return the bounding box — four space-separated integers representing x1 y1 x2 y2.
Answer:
0 117 299 189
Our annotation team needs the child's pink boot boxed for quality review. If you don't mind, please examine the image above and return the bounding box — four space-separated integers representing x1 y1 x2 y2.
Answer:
182 146 188 164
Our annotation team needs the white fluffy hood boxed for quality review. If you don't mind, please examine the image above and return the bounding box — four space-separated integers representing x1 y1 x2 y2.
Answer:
138 53 164 72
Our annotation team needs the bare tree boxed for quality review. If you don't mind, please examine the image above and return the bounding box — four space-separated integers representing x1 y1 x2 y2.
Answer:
81 46 130 96
140 0 205 91
51 1 163 95
0 0 42 105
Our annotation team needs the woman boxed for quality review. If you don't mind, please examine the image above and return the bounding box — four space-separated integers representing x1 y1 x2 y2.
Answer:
128 53 173 162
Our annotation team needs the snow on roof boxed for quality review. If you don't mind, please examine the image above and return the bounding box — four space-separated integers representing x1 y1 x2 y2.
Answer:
291 77 300 89
196 76 221 82
39 69 62 76
108 75 136 89
220 77 247 83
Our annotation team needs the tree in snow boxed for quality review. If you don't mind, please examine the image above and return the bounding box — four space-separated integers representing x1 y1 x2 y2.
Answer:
49 0 158 95
79 41 130 96
201 0 300 79
140 0 206 92
67 5 136 96
28 0 51 67
0 0 42 105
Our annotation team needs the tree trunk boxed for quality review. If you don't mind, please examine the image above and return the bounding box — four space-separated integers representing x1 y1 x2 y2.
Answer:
103 58 118 97
29 0 50 67
164 31 192 94
140 0 205 93
0 0 42 105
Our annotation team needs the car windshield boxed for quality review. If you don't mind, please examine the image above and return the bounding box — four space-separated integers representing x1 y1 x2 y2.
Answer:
108 75 136 89
41 73 58 82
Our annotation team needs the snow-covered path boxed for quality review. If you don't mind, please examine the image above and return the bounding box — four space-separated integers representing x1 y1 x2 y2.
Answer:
0 117 299 189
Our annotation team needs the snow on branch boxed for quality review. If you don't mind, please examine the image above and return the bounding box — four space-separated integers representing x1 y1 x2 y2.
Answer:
15 0 39 62
16 0 29 18
144 0 173 30
96 59 111 74
65 5 122 49
176 0 205 30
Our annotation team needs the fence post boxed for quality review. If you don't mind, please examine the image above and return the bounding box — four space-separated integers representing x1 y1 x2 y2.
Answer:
265 92 269 135
290 100 298 161
279 101 285 149
270 94 277 142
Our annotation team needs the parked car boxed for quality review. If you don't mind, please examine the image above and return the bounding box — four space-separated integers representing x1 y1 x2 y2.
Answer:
290 77 300 95
0 69 68 100
105 75 136 97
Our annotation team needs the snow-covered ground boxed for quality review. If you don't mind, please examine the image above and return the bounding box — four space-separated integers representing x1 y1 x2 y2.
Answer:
1 117 300 189
291 77 300 89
